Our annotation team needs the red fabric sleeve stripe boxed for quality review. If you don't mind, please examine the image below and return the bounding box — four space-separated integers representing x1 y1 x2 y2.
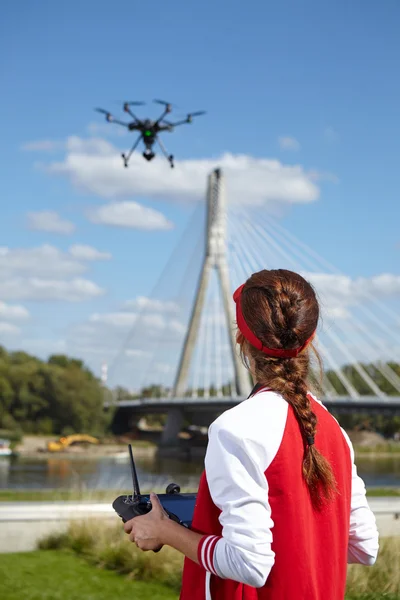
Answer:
198 535 222 575
206 535 220 574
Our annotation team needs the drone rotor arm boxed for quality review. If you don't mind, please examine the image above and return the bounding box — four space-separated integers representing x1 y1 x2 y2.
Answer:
158 124 173 131
164 118 190 127
122 134 142 165
125 108 140 122
123 102 145 123
111 119 131 128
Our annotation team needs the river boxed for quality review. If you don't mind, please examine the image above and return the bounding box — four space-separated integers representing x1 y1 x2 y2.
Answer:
0 453 399 491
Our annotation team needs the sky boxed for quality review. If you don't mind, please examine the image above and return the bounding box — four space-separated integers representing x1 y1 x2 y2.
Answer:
1 0 400 390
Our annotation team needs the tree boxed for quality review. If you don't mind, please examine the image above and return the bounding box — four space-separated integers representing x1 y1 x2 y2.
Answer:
0 347 111 435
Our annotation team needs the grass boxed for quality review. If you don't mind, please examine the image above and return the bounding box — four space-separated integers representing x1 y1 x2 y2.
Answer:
0 486 196 502
0 489 121 503
37 519 400 599
346 537 400 599
365 487 400 497
0 550 177 600
39 520 184 593
354 443 400 455
1 486 399 503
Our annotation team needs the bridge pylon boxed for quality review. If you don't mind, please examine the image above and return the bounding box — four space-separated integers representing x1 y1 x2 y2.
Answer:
161 169 251 445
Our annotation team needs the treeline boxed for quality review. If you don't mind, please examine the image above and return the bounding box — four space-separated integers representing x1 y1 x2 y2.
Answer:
115 362 400 399
0 347 111 436
325 362 400 396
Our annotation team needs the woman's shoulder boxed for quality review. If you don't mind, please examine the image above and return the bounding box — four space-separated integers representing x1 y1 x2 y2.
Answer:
208 390 289 464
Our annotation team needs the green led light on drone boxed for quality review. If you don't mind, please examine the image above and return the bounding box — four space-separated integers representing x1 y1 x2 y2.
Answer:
144 130 152 137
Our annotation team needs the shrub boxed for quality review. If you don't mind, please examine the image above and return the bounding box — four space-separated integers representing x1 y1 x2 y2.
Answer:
40 520 399 598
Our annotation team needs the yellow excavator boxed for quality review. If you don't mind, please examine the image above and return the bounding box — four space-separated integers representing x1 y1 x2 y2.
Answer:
47 434 99 452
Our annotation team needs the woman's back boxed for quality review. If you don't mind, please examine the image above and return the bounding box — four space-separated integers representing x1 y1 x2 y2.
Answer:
181 387 377 600
263 392 351 599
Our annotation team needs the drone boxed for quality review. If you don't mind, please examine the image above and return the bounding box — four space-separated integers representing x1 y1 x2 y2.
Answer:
95 100 206 168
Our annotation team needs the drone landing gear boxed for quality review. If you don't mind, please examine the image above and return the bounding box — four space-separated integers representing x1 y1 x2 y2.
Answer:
121 134 142 168
156 135 174 168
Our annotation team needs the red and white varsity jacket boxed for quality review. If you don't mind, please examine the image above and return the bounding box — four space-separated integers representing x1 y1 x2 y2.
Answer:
180 385 379 600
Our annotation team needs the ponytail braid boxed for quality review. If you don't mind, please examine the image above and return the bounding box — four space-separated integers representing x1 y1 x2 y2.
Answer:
250 349 337 506
239 269 338 508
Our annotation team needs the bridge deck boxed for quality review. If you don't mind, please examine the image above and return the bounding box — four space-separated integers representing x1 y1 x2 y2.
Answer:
107 395 400 413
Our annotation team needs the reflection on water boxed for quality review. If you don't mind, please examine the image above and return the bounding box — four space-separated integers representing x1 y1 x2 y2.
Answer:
0 453 399 491
0 454 204 492
356 455 400 488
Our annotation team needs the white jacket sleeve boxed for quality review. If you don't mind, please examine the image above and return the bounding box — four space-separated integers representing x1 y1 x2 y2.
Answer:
341 429 379 565
201 418 275 588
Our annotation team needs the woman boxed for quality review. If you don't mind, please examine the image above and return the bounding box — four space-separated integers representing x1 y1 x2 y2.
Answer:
124 269 379 599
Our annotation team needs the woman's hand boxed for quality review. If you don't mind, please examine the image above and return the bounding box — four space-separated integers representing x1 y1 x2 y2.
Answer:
124 492 204 564
123 492 168 551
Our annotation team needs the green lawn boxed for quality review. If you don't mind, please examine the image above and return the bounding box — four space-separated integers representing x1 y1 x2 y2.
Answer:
0 551 177 600
0 488 194 502
1 486 399 503
1 547 399 600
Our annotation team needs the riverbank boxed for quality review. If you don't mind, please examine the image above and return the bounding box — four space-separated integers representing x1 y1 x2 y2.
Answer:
13 435 157 458
13 433 400 459
1 496 398 555
1 486 399 502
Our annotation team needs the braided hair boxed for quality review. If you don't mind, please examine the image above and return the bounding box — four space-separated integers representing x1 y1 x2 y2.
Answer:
238 269 337 506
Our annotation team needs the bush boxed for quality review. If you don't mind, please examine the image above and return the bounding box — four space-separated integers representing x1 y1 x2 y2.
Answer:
0 428 23 444
39 519 184 592
346 537 400 598
39 520 400 598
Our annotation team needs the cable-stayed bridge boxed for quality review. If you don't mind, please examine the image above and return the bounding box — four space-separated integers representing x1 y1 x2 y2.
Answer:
106 169 400 445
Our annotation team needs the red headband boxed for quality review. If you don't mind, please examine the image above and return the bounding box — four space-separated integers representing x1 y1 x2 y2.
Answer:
233 284 315 358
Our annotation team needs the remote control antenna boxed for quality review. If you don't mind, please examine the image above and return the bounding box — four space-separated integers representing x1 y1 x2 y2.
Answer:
128 444 141 498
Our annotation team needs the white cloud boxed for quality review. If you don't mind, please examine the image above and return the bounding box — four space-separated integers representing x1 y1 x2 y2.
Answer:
89 310 185 335
43 136 320 207
90 312 137 328
0 245 85 278
22 140 64 152
69 244 112 261
326 306 351 320
27 211 76 235
0 278 105 302
0 322 20 335
304 273 400 325
88 201 173 231
278 136 301 151
308 273 400 307
0 301 29 320
123 297 179 313
0 244 107 302
19 338 68 356
125 349 152 358
0 244 110 280
154 362 173 374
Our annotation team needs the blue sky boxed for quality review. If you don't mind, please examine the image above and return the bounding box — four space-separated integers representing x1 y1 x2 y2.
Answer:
1 0 400 389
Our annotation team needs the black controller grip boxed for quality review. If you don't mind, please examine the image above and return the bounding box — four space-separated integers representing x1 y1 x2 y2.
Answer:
112 496 162 552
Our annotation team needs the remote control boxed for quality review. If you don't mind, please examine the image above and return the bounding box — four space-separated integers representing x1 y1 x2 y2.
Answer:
113 445 197 530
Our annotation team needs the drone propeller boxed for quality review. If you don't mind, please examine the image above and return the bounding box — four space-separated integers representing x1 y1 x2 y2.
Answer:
153 99 173 106
188 111 207 117
95 108 111 115
124 101 146 106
